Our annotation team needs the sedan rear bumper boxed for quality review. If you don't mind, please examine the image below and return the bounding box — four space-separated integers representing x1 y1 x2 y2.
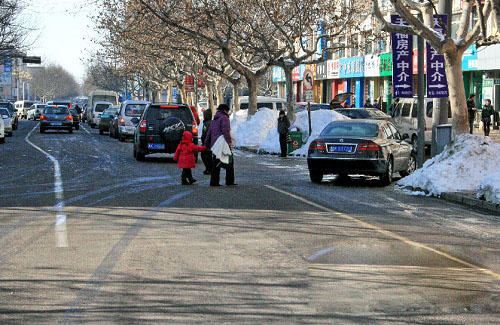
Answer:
308 157 387 176
40 121 73 129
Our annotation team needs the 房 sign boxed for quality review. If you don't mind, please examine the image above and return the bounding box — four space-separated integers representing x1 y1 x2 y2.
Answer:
426 15 449 98
185 75 195 92
391 15 413 98
303 69 314 102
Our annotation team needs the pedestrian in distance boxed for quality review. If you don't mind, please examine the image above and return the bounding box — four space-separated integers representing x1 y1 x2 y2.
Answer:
364 99 373 108
277 111 291 158
200 108 213 175
389 98 400 116
481 99 494 136
174 131 207 185
204 104 236 187
467 94 477 134
373 99 380 110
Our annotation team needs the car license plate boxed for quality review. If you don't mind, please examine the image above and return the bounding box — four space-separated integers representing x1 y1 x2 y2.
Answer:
330 145 354 153
52 122 62 126
148 143 165 149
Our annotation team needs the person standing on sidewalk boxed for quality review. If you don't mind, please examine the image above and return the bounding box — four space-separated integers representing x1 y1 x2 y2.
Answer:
204 104 236 187
481 99 494 136
467 94 477 134
277 111 290 158
200 109 213 175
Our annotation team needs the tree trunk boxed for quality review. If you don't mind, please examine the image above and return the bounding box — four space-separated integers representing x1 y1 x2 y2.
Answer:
206 81 215 115
178 82 186 103
283 66 295 121
246 75 259 116
231 80 240 112
444 50 468 136
166 82 173 102
216 77 224 107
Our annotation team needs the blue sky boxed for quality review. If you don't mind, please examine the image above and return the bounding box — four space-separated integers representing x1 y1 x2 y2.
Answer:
23 0 100 82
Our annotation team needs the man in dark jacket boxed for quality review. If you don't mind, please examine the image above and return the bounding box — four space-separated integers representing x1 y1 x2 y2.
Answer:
481 99 494 136
204 104 235 186
200 109 213 175
277 111 290 157
467 94 476 134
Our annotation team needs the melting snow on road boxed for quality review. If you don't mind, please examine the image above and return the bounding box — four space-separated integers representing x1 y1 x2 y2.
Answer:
397 134 500 204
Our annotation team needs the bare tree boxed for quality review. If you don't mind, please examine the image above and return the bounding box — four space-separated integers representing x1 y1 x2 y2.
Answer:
372 0 497 136
31 64 80 101
0 0 30 52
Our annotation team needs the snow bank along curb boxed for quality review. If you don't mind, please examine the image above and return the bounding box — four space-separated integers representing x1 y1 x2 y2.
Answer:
230 108 348 157
441 192 500 214
397 134 500 206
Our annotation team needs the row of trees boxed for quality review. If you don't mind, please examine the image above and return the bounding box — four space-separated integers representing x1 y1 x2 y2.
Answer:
93 0 499 135
0 0 29 53
30 64 80 101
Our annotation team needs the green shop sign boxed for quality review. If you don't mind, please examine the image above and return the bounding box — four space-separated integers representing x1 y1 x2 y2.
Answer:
380 53 392 76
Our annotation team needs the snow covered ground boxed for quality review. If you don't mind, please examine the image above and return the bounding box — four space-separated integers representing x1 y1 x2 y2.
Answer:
397 134 500 204
230 109 347 155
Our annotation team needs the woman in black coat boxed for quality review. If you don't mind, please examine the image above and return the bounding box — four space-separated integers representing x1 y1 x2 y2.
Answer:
277 111 291 157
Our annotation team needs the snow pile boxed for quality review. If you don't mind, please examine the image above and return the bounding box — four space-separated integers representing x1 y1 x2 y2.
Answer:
397 134 500 200
232 108 279 147
477 172 500 204
288 110 349 157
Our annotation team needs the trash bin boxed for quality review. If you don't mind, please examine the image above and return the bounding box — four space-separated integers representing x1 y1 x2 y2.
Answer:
436 124 452 155
287 128 303 154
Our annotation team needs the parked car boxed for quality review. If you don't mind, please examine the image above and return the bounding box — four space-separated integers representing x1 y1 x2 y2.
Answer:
14 100 34 119
28 103 46 120
330 92 354 109
90 101 113 128
0 108 13 137
391 97 452 148
307 119 415 186
238 96 286 111
98 108 118 135
0 113 4 143
133 103 198 161
0 102 17 130
295 102 331 113
116 100 148 141
69 108 80 129
336 108 391 120
40 105 73 134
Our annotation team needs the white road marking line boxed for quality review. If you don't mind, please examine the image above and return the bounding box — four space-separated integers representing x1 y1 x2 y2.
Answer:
308 246 336 261
25 123 68 247
80 124 91 135
265 185 500 280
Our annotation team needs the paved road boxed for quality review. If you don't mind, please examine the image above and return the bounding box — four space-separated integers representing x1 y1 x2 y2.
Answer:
0 120 498 323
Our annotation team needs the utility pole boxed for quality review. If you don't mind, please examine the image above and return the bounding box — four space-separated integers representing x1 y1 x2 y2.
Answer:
417 21 425 168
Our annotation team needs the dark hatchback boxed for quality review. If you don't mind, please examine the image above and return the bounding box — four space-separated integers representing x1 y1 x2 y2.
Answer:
307 120 415 185
0 102 17 130
336 108 391 120
40 106 73 134
133 103 198 161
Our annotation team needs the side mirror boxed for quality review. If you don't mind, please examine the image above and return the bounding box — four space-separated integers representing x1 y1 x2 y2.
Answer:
402 133 409 140
130 117 139 124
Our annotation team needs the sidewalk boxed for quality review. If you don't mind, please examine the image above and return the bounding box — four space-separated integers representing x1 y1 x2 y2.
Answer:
486 126 500 143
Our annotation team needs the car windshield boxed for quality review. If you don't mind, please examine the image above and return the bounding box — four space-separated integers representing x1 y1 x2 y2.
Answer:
45 107 69 114
148 107 193 122
125 104 146 117
366 110 388 118
94 95 117 105
0 103 13 112
0 108 9 116
95 104 110 112
321 122 379 137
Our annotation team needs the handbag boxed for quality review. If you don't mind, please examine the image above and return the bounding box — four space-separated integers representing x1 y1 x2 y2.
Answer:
286 133 292 143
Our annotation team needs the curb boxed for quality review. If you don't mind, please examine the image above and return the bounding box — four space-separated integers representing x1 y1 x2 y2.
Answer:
441 192 500 215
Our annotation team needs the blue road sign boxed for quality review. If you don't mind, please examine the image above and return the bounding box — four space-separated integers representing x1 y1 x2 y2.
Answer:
426 15 449 98
391 15 413 98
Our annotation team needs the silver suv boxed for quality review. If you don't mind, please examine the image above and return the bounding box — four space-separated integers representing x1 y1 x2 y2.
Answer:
117 100 149 142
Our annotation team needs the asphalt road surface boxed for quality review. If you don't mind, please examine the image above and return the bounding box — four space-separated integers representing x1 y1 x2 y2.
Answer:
0 120 498 324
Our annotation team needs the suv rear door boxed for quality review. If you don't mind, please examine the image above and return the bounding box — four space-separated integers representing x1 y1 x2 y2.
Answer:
144 104 195 144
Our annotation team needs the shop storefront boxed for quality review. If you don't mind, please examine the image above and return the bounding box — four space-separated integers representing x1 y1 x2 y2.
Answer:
271 66 286 98
292 64 306 102
339 57 365 107
364 54 382 105
327 59 342 102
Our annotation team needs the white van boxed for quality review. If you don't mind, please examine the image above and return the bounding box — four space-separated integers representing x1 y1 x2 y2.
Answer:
14 100 34 119
116 100 149 141
91 101 113 128
87 90 118 124
391 98 452 147
238 96 286 111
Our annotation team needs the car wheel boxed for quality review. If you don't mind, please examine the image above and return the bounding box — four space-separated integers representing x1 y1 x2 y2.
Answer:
400 154 416 177
99 128 104 135
114 130 119 139
0 136 4 144
13 124 17 130
309 170 323 183
119 134 125 142
134 145 145 161
7 132 12 137
40 127 45 133
75 125 79 130
379 158 394 186
68 128 73 134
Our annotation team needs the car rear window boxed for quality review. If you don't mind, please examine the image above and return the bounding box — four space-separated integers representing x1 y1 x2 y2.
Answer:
147 106 193 122
125 104 146 117
45 107 69 114
95 104 110 112
321 122 379 137
366 110 388 118
0 108 9 116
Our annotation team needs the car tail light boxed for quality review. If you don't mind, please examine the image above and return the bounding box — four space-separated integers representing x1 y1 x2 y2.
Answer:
160 105 179 108
308 141 326 153
66 115 73 121
139 120 147 133
69 103 72 108
357 142 380 151
40 114 47 120
192 126 198 135
120 118 125 126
